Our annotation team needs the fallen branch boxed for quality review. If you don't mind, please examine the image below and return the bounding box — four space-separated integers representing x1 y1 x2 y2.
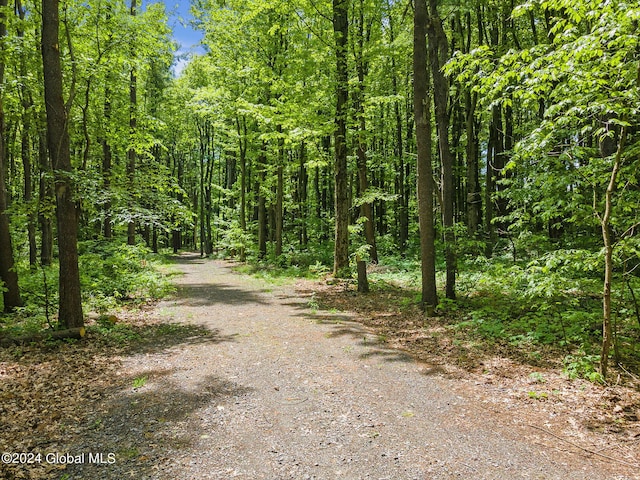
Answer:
528 424 640 468
0 327 86 347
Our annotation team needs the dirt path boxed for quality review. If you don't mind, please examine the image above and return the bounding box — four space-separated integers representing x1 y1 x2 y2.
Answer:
69 254 637 479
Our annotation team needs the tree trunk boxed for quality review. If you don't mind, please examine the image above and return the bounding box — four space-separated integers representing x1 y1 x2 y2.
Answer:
298 141 308 246
38 116 53 266
355 0 377 264
275 127 284 257
237 116 247 261
427 0 456 300
127 0 137 245
599 128 626 379
16 0 37 268
414 0 437 313
0 0 22 311
485 105 501 255
465 91 481 234
42 0 83 328
332 0 350 277
388 12 408 253
101 82 113 239
357 258 369 293
257 144 267 259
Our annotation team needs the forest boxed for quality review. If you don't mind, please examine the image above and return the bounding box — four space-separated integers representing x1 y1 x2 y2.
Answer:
0 0 639 385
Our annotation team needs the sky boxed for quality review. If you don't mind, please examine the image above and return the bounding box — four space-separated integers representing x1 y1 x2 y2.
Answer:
160 0 205 75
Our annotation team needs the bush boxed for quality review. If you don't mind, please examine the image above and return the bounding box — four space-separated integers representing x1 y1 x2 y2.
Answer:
79 241 174 311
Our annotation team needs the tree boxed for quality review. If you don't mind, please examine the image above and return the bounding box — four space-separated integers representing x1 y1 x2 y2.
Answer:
413 0 437 312
127 0 138 245
41 0 83 329
426 0 455 299
353 0 378 264
449 0 640 377
332 0 350 277
0 0 22 312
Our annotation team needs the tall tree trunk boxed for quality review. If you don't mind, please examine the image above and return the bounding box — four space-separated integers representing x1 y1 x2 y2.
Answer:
298 141 308 246
42 0 83 328
485 105 502 255
427 0 456 299
387 7 407 252
205 143 214 255
414 0 437 313
354 0 377 264
0 0 22 310
391 69 408 251
257 144 267 259
465 90 481 234
21 111 36 269
199 144 205 257
237 116 247 261
38 115 53 266
275 127 284 257
16 0 36 268
599 127 626 379
102 83 113 239
332 0 350 277
127 0 137 245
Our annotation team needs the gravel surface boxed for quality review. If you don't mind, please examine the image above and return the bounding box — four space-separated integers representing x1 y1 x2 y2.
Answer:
65 254 637 479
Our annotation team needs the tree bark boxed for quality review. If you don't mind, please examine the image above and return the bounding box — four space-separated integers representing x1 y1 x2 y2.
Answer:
101 83 113 238
485 104 502 255
42 0 83 328
354 0 377 264
16 0 37 268
427 0 456 300
275 127 284 257
38 114 53 266
237 115 247 261
357 258 369 293
127 0 137 245
0 327 86 347
257 143 267 259
0 0 22 312
333 0 350 277
599 127 626 379
0 0 22 311
465 90 481 234
414 0 437 313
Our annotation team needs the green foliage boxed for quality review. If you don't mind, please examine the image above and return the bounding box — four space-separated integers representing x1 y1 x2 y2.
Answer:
78 241 174 312
453 254 606 355
132 375 148 388
563 350 604 383
217 218 253 256
1 240 173 339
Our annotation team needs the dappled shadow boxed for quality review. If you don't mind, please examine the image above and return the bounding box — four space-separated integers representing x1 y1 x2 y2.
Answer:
102 322 239 355
170 252 208 265
64 371 252 479
0 317 237 480
306 313 357 327
170 282 270 307
359 347 414 363
294 311 416 365
307 283 524 375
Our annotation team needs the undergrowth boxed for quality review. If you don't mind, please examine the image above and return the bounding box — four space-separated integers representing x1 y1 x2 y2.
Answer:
0 242 175 338
230 245 640 382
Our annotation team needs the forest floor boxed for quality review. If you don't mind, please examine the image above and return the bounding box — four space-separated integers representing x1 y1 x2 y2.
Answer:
1 253 640 479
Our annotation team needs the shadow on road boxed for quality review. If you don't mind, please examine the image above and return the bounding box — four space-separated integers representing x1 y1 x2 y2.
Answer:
172 283 270 307
66 371 252 479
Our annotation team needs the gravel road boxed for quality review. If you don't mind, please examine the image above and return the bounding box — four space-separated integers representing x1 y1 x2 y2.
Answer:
67 254 637 479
